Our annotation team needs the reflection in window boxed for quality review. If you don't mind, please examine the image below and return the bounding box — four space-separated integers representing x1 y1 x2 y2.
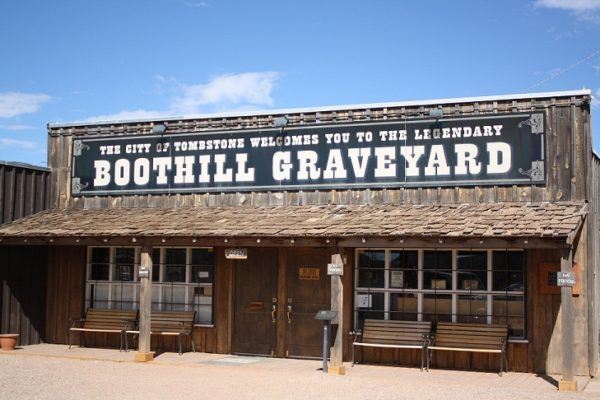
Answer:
457 251 487 290
165 249 186 282
357 250 385 288
91 247 110 280
423 251 452 290
390 251 418 289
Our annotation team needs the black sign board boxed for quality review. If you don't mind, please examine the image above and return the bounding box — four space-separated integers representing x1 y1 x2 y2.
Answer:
71 112 546 196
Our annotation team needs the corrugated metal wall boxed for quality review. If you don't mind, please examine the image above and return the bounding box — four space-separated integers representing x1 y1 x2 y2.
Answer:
0 161 51 225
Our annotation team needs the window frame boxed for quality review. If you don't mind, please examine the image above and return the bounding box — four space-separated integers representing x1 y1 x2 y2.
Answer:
354 248 526 340
85 246 215 327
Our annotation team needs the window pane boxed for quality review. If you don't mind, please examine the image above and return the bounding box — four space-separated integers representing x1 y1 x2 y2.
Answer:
91 264 109 280
116 248 134 264
162 286 186 311
91 248 109 280
192 249 215 283
390 251 418 289
493 295 525 338
114 264 134 281
92 248 110 264
357 250 385 288
422 293 452 322
165 266 185 282
355 292 384 329
493 251 524 291
192 248 214 265
166 249 186 265
111 284 135 309
423 251 452 290
165 249 186 282
457 295 487 323
152 249 160 282
390 293 418 320
190 286 213 324
457 251 487 290
88 283 109 309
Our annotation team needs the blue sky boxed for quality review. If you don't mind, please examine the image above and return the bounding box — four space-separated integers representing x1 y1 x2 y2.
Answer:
1 0 599 166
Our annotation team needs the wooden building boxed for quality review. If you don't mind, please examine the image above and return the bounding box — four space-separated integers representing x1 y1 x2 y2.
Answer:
0 89 597 383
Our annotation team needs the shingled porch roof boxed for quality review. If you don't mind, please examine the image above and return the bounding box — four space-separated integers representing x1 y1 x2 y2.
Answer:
0 202 587 240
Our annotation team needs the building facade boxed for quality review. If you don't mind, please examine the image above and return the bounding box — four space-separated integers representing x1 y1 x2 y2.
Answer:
0 89 597 377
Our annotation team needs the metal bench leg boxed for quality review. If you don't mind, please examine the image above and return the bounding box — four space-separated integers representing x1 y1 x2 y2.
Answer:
190 335 195 353
119 332 123 352
68 330 72 349
420 349 424 371
426 349 431 372
352 345 355 367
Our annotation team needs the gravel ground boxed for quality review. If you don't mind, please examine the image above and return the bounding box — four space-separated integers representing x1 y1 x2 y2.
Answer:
0 353 596 400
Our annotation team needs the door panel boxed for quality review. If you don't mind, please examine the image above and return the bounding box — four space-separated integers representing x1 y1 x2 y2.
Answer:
233 248 278 356
286 247 331 358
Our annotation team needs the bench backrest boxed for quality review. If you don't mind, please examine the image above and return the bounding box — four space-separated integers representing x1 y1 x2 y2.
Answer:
434 323 508 350
362 319 432 346
150 310 196 334
83 308 138 330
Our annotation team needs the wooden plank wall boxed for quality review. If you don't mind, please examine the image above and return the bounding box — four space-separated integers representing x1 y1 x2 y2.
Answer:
0 162 51 225
0 246 48 345
48 96 590 210
588 152 600 376
45 246 85 344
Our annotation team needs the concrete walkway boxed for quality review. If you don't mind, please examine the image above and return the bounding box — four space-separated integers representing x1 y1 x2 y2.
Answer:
0 344 597 399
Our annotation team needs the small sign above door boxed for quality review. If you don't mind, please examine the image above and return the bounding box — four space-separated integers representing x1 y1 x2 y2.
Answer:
226 248 248 259
299 267 320 280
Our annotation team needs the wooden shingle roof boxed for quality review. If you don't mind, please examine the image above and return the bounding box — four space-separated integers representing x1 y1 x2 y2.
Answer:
0 202 586 239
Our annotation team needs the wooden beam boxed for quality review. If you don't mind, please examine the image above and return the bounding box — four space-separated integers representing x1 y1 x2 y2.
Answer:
135 246 153 362
559 247 576 391
328 253 345 375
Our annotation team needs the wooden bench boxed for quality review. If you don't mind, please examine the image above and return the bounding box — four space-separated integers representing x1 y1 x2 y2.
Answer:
427 322 508 375
351 319 432 370
69 308 138 351
126 310 196 354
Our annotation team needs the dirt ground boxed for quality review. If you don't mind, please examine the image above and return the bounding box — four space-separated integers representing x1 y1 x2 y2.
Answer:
0 347 598 400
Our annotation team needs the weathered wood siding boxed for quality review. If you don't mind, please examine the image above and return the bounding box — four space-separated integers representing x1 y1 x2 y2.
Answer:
588 152 600 376
0 246 48 345
0 162 51 224
48 95 590 209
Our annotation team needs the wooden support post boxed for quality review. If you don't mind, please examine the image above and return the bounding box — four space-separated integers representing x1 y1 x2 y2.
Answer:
135 246 154 362
329 253 345 375
558 247 576 391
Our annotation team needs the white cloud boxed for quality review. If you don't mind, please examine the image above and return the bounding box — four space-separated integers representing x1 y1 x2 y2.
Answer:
0 92 52 118
82 72 280 122
593 88 600 107
0 124 36 131
170 72 279 115
0 137 41 151
182 0 209 7
82 109 168 123
535 0 600 11
535 0 600 22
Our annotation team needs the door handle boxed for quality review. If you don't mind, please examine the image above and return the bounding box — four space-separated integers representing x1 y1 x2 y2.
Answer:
287 305 292 324
271 304 277 324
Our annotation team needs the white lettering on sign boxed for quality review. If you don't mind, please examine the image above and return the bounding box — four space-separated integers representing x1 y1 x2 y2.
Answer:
327 263 343 276
78 113 539 196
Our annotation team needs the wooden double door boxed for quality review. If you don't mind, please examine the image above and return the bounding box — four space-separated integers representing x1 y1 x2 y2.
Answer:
233 247 331 358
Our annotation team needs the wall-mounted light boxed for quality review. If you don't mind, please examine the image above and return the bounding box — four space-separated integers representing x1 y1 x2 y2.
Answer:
224 238 228 243
273 116 289 133
256 238 261 243
290 238 295 244
152 123 167 135
429 108 444 120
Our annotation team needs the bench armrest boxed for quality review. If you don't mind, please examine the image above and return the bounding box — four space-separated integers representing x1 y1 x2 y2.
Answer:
69 317 85 328
121 319 137 330
349 330 362 343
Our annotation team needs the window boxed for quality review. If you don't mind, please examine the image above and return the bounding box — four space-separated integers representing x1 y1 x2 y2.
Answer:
86 247 215 325
355 249 526 339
